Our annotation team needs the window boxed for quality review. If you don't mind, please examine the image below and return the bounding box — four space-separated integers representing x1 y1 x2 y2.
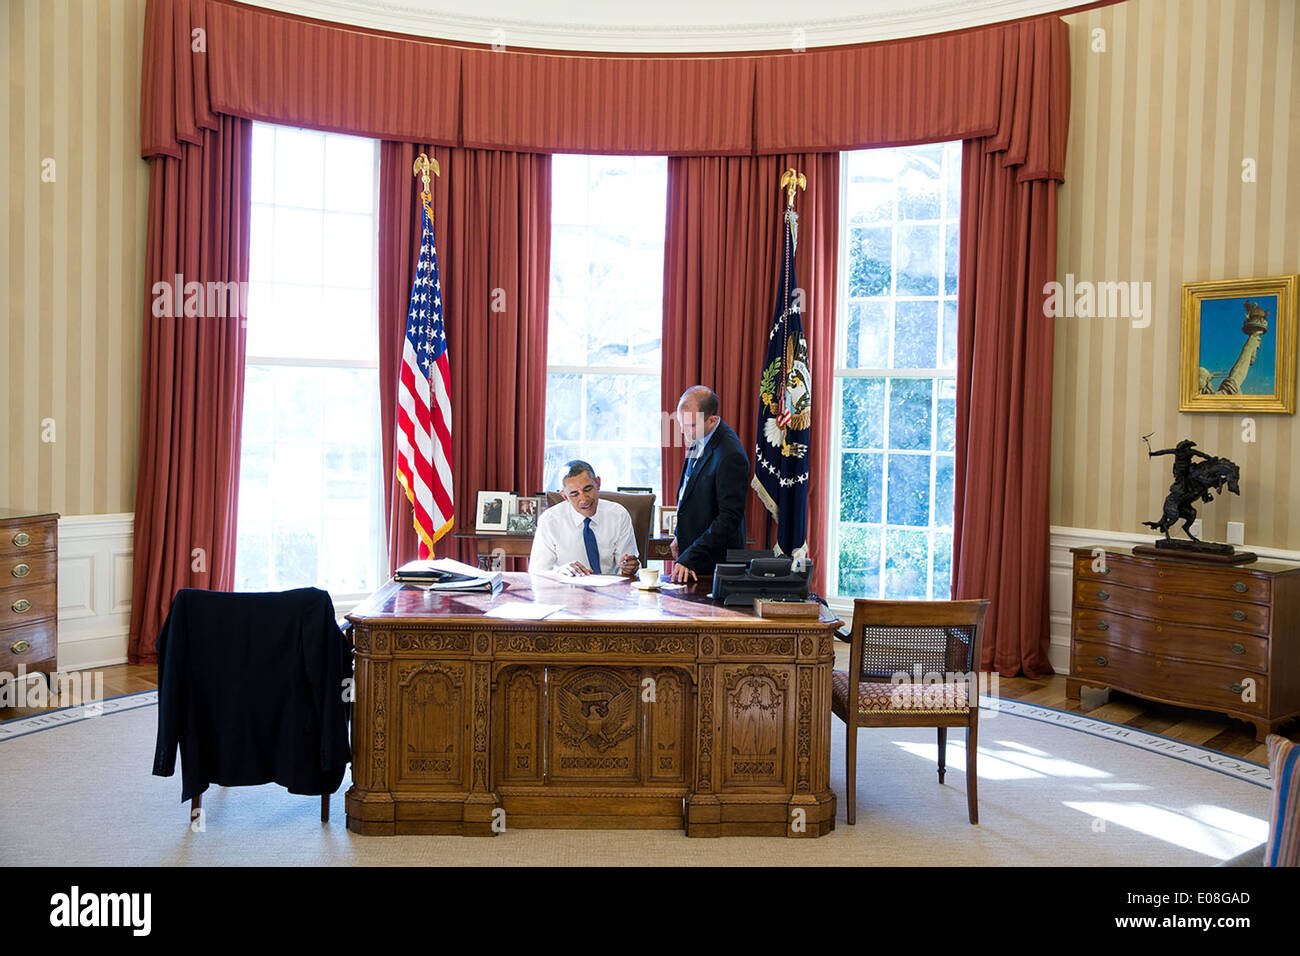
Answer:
829 141 962 601
234 123 385 601
543 154 667 498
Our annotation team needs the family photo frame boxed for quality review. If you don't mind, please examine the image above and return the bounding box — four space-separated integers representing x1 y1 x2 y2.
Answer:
1179 274 1298 414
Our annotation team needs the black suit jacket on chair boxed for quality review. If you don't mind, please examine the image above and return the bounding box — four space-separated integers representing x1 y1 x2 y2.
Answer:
675 420 749 576
152 587 352 802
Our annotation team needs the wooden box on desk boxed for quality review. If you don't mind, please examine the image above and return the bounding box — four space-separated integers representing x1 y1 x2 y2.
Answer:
0 510 59 690
1066 545 1300 741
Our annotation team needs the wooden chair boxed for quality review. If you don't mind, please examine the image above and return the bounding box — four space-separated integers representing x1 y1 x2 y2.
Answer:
832 598 990 825
545 490 657 566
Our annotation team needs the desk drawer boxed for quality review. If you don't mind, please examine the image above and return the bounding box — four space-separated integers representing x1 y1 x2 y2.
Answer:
0 519 56 557
1073 637 1267 716
0 585 57 627
0 619 56 670
0 550 55 589
1074 555 1271 605
1072 608 1267 673
1074 580 1269 636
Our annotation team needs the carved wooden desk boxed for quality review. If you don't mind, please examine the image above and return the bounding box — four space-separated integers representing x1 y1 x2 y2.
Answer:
345 574 838 837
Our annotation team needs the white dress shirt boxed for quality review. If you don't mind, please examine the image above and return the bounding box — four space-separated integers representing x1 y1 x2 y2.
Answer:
529 498 638 575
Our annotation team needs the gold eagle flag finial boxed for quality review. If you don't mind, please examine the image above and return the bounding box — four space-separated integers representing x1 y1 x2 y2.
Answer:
780 168 806 208
412 152 441 198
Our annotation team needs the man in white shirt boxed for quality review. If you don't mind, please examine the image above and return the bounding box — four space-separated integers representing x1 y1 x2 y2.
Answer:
530 460 640 577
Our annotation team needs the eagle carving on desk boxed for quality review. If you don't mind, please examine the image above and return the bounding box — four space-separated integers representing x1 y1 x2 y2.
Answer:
556 682 636 753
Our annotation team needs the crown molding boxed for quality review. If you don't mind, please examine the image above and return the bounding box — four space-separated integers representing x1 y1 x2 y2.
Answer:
238 0 1087 52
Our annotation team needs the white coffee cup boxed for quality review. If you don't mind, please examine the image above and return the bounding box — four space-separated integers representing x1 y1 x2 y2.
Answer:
638 567 660 587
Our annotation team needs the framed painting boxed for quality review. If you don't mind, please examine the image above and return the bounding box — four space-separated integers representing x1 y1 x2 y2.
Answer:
1179 274 1298 413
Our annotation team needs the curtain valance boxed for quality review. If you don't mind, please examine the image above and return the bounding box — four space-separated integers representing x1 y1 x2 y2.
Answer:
143 0 1068 178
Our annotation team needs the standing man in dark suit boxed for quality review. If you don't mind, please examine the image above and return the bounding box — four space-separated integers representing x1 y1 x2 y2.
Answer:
669 386 749 583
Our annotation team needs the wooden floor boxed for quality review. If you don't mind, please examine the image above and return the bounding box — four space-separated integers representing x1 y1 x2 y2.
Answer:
2 664 1296 765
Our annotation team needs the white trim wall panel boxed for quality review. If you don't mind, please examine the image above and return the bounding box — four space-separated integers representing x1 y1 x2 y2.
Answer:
56 513 134 671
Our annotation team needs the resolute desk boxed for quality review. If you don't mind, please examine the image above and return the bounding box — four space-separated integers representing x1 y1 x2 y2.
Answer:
345 574 839 837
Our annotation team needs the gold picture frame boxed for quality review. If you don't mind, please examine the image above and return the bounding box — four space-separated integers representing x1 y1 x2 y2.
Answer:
1179 274 1298 413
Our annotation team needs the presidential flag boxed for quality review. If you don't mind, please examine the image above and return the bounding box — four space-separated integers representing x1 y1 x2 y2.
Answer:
396 186 453 558
751 202 811 558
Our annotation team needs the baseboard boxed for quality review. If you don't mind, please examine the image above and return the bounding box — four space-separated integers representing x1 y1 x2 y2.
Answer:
57 513 134 671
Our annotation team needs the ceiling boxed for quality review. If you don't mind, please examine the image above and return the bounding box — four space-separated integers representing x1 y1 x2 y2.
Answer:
244 0 1089 52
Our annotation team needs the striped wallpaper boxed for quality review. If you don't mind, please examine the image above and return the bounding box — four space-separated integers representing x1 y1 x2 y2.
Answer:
2 0 149 517
1054 0 1300 549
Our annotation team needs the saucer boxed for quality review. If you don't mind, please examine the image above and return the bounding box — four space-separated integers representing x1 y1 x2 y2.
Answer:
632 581 663 591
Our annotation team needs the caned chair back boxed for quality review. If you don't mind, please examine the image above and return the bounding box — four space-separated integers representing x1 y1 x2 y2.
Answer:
847 598 990 708
545 490 657 565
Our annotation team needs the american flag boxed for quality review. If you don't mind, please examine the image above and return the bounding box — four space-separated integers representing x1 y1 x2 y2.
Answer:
396 192 453 558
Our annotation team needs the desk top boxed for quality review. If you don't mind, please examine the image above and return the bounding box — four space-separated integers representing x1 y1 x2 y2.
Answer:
349 573 836 629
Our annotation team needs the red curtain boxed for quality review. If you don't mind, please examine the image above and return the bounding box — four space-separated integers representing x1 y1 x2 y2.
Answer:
662 153 839 594
378 143 551 573
951 18 1069 678
128 115 251 663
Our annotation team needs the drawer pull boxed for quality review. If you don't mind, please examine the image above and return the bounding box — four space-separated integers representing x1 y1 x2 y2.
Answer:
12 531 31 547
1094 655 1108 667
1230 682 1244 695
1096 589 1110 601
11 599 30 613
1230 642 1245 655
12 563 30 578
1231 610 1246 622
1096 620 1109 631
11 639 30 654
1232 581 1247 593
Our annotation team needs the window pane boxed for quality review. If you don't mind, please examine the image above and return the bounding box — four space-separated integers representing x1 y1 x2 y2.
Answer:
273 127 324 210
839 452 882 523
893 299 939 369
886 454 931 527
837 525 882 599
845 299 890 369
884 528 929 600
897 147 942 220
848 226 892 297
840 377 885 450
324 133 375 215
932 530 953 599
545 373 583 441
941 299 958 370
888 378 933 451
896 223 940 296
934 455 955 529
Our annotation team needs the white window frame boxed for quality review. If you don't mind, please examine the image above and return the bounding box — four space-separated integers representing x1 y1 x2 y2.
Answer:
826 144 960 611
237 123 386 611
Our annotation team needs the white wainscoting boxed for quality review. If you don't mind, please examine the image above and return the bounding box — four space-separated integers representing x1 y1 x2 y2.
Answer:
57 513 134 671
1048 525 1300 675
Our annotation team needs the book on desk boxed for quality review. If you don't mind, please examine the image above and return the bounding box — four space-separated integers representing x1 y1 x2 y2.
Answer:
394 558 503 592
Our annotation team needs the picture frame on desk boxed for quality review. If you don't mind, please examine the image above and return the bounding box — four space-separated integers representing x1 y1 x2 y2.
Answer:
506 512 536 534
475 491 513 532
659 505 678 536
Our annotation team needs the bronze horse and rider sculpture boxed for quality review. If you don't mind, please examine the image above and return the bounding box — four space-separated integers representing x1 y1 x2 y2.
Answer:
1141 435 1241 553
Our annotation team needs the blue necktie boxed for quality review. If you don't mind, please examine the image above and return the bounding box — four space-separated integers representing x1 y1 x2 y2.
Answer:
582 517 602 573
679 445 697 499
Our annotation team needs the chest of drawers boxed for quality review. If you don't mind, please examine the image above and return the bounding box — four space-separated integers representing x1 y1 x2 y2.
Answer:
0 510 59 691
1066 546 1300 741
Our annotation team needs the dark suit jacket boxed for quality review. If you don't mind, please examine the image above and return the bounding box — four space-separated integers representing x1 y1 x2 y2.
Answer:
153 587 352 802
675 420 749 576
